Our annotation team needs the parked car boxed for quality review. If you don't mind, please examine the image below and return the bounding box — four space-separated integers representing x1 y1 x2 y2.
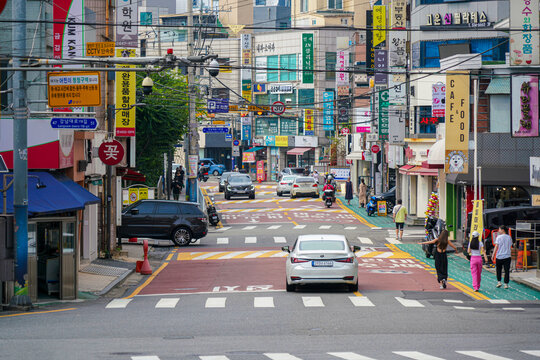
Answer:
374 186 396 210
282 234 360 292
218 172 235 192
199 158 226 176
117 200 208 246
279 167 305 180
276 175 297 196
290 176 319 198
224 174 255 200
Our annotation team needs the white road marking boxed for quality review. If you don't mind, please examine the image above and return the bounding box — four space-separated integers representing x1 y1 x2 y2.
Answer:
456 351 513 360
395 297 424 308
242 225 256 230
245 236 257 244
132 357 161 360
443 299 464 303
155 298 179 309
205 297 226 308
200 356 230 360
371 227 382 230
264 354 303 360
488 299 510 304
319 225 331 229
254 297 274 308
106 299 132 309
502 307 524 311
349 296 375 307
219 251 249 259
393 351 445 360
329 352 377 360
454 306 475 310
244 251 271 258
386 237 403 244
357 237 373 245
191 239 201 245
274 236 287 243
216 237 229 244
344 227 357 230
216 227 231 232
302 296 324 307
294 225 306 229
271 252 288 257
521 351 540 357
268 225 281 229
192 252 224 260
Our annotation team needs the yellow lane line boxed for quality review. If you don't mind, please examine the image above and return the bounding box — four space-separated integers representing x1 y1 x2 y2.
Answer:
450 280 489 300
125 261 169 299
0 308 77 318
292 221 299 226
336 199 375 228
165 249 178 261
353 291 364 297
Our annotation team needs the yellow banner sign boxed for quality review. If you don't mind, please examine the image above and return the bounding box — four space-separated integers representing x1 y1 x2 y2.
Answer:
373 5 387 47
469 200 484 242
275 136 288 147
86 42 115 57
115 49 136 137
242 90 252 103
445 71 470 174
304 109 314 135
47 71 101 108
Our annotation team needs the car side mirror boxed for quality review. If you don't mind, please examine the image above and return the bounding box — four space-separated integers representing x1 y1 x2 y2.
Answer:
281 246 290 253
130 209 139 215
352 245 361 252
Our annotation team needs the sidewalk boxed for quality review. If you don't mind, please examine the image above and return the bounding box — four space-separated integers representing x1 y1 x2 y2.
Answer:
336 195 395 229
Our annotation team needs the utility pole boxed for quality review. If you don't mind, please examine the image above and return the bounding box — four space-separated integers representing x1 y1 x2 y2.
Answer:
186 0 198 202
11 0 31 306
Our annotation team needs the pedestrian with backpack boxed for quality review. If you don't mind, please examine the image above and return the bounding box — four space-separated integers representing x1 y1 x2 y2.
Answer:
468 231 488 292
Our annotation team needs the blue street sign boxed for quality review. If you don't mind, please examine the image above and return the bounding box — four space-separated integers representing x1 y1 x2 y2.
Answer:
207 98 229 113
225 134 233 141
233 139 240 146
202 127 229 133
50 117 98 130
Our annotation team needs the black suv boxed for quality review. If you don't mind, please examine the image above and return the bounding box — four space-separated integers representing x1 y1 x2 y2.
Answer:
117 200 208 246
224 174 255 200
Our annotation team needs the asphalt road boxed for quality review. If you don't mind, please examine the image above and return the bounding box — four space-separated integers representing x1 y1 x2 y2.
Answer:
1 179 539 360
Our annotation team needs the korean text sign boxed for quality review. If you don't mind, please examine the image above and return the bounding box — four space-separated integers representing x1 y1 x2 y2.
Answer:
511 75 539 137
115 49 136 136
48 72 101 107
510 0 539 66
302 34 314 84
444 72 470 174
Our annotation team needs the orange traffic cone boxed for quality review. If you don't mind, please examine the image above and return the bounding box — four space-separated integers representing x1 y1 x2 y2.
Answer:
140 240 152 275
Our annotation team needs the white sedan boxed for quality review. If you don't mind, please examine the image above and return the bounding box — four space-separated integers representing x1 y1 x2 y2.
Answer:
276 175 297 196
282 234 360 292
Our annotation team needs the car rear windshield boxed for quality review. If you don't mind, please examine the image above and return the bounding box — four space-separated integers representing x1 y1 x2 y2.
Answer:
291 168 305 174
283 176 296 182
295 177 315 183
299 240 345 251
229 176 251 184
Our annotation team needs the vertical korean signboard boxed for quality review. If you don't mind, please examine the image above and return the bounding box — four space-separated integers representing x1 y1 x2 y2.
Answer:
378 90 389 140
115 49 136 136
336 50 349 86
304 109 314 136
241 34 252 102
389 0 406 67
366 10 374 74
432 83 446 117
116 0 139 48
445 72 470 174
373 5 386 48
374 50 388 85
511 75 539 137
323 91 334 131
302 34 314 84
509 0 539 66
53 0 84 60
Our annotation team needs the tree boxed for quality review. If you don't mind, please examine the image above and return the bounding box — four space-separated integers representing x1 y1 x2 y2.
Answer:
135 70 189 186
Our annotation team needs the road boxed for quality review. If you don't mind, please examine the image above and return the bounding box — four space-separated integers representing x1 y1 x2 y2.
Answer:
1 178 540 360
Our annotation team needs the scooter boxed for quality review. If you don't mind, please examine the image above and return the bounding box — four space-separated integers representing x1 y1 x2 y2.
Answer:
366 196 377 216
207 196 220 226
198 168 209 182
322 189 335 208
422 216 447 258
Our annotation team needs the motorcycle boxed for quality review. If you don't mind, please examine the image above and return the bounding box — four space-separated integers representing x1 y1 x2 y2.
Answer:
322 189 335 208
366 196 377 216
422 216 447 258
198 167 209 182
207 196 220 226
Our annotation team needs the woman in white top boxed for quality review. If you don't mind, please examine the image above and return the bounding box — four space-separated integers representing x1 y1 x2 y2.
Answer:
468 231 488 292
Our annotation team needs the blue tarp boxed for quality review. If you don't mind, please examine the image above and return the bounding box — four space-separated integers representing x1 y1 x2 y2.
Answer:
0 172 100 215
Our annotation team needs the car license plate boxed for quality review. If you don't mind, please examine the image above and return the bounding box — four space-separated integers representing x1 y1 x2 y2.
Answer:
312 260 333 267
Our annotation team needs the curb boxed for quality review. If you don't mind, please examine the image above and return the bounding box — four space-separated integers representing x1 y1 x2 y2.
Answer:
96 268 135 296
483 266 540 293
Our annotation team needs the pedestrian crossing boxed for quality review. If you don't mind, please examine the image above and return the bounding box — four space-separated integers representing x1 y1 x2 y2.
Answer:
215 198 321 205
218 208 347 213
131 349 540 360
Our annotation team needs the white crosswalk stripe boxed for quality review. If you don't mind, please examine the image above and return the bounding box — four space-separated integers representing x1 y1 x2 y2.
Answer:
488 299 510 304
268 225 282 229
454 306 475 310
521 351 540 357
243 225 257 230
456 351 513 360
216 237 229 244
395 297 424 308
357 237 373 244
349 296 375 307
216 226 231 232
274 236 287 243
302 296 324 307
386 237 403 244
245 236 257 243
106 299 132 309
319 225 331 229
200 356 230 360
294 225 306 229
254 297 275 308
264 354 303 360
393 351 445 360
503 307 524 311
132 356 161 360
443 299 463 304
205 297 226 308
155 298 179 309
344 226 357 230
328 352 377 360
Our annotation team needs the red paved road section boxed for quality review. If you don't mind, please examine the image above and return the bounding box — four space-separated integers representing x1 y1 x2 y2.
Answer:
138 250 460 295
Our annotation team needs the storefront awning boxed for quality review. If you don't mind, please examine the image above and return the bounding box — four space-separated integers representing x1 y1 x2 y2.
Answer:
0 172 101 215
400 165 414 171
485 77 510 95
426 139 445 168
346 152 365 160
122 169 146 182
287 147 313 155
244 146 265 153
399 166 438 176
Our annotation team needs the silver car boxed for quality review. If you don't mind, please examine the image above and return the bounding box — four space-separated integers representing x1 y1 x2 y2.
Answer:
290 176 319 198
276 175 297 196
282 234 360 292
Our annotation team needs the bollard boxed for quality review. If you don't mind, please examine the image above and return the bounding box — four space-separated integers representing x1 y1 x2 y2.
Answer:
140 239 153 275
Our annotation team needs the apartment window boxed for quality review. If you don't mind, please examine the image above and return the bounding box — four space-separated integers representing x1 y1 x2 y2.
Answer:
298 89 315 108
279 22 289 29
267 55 279 82
419 38 508 68
341 18 348 25
328 0 342 9
279 54 297 81
255 0 266 5
325 52 336 81
301 0 308 12
415 106 437 134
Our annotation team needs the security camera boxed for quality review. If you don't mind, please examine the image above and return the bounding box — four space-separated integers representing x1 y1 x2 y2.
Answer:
208 59 220 77
142 76 154 95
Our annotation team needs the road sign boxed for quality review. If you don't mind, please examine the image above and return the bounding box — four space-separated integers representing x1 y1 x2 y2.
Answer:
366 133 379 142
99 140 124 166
207 98 229 113
86 42 115 57
0 154 7 173
371 144 380 154
233 139 240 146
202 127 229 133
340 127 350 135
232 146 240 156
50 118 98 130
271 101 286 115
225 134 233 141
48 71 101 108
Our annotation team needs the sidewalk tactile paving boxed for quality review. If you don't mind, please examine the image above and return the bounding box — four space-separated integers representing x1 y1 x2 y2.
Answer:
80 264 129 277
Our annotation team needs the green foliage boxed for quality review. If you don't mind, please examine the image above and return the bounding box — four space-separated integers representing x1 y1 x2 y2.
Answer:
135 70 189 186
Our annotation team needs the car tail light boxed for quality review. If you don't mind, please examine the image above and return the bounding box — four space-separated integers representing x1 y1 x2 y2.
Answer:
312 184 318 187
293 184 299 188
291 257 309 263
280 182 287 185
291 276 302 281
335 257 354 263
198 217 207 222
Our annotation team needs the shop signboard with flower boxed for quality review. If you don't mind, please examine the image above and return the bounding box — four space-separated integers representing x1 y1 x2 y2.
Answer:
511 75 539 137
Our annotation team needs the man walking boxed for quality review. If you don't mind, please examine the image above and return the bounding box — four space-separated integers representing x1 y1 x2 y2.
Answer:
492 225 513 289
392 199 407 241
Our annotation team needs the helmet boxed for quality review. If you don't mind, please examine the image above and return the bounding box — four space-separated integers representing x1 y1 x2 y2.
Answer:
327 178 331 184
472 231 480 238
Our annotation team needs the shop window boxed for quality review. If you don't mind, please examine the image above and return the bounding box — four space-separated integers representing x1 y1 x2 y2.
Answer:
298 89 315 108
267 55 279 82
419 38 508 68
255 0 266 5
325 52 336 81
328 0 343 9
279 89 296 105
415 106 437 134
279 54 297 81
485 186 530 209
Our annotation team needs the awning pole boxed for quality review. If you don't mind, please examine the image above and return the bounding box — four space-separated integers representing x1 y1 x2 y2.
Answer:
473 78 479 202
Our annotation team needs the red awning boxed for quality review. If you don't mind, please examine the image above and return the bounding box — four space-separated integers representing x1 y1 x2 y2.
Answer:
287 147 313 155
399 165 414 171
399 165 438 176
122 169 146 182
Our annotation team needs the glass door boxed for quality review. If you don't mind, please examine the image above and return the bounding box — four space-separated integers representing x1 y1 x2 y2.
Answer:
61 221 76 299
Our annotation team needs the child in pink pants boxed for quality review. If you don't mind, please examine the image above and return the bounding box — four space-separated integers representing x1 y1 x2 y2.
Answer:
468 231 488 291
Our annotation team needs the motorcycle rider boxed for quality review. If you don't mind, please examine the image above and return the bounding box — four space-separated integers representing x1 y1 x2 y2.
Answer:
322 178 335 202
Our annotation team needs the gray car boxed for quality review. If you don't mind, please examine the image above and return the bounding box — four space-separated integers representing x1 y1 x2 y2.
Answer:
218 172 235 192
224 174 255 200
